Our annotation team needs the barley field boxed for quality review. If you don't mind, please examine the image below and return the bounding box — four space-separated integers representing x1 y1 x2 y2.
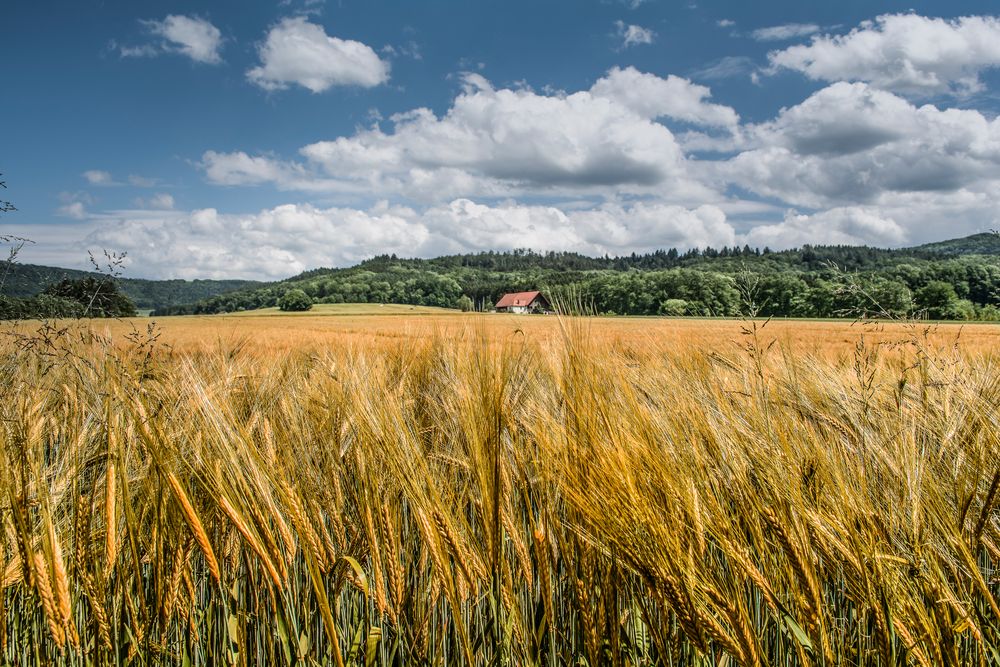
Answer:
1 311 999 665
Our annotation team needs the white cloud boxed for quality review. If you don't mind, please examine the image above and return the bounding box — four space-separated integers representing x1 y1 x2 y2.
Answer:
146 15 224 64
722 82 1000 208
83 170 116 186
201 151 309 187
297 81 691 190
738 191 1000 250
79 205 421 279
247 17 389 92
751 23 821 42
743 207 906 248
424 200 734 256
57 202 88 219
119 15 224 64
590 66 739 128
63 199 735 279
203 69 736 202
717 19 735 28
614 21 656 48
767 14 1000 95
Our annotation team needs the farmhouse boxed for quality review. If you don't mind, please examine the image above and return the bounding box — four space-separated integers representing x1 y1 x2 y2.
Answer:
495 290 551 314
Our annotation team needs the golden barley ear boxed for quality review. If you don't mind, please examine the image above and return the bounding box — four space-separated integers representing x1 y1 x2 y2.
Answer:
104 460 117 578
167 472 220 583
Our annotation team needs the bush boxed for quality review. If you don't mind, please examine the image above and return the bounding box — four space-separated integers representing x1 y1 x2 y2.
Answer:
978 304 1000 321
278 289 313 312
949 299 977 321
659 298 688 316
456 295 474 312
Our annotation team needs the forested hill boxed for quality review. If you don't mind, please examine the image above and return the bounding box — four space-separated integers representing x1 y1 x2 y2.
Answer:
912 232 1000 256
154 233 1000 321
1 263 260 311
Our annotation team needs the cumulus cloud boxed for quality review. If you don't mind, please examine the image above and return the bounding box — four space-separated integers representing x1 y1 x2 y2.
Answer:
716 19 735 28
49 200 734 279
614 21 656 48
721 82 1000 208
590 66 739 128
751 23 821 42
737 191 1000 249
767 14 1000 95
204 69 735 202
425 200 734 256
201 151 311 187
119 15 224 64
214 87 688 194
247 17 389 92
148 15 224 64
743 207 906 248
81 205 421 279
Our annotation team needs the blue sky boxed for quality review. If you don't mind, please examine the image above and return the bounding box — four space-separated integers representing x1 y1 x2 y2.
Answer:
4 1 1000 279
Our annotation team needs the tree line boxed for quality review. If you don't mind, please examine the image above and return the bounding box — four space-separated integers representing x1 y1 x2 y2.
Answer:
4 225 998 321
155 235 1000 321
0 277 138 319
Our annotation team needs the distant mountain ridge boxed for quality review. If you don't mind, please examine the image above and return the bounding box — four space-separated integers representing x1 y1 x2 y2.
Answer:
0 263 261 311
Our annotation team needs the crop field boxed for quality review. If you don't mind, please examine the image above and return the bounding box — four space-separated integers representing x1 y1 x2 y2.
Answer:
1 310 999 665
60 307 1000 357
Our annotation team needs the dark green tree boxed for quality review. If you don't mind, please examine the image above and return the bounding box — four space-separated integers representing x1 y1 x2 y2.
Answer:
278 288 313 312
914 281 963 320
42 277 137 317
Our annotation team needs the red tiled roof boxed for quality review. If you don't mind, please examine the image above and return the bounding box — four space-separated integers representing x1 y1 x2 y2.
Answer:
495 291 542 308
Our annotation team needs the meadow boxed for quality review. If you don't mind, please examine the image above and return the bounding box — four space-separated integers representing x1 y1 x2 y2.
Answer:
1 309 999 665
